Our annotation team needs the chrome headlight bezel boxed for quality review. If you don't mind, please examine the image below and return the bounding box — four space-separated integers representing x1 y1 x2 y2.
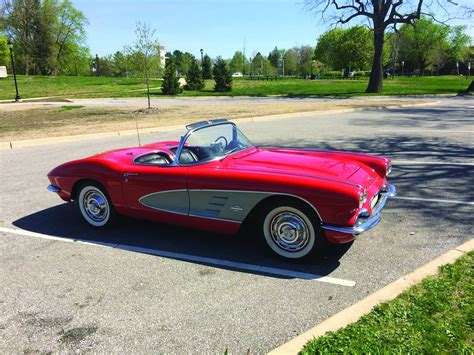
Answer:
359 188 368 208
386 162 392 176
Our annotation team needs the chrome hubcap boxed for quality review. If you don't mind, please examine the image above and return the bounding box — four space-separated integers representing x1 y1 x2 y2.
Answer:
83 190 108 222
270 212 309 252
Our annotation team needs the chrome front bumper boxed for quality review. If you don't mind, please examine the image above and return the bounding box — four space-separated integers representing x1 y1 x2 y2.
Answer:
322 184 396 235
47 184 61 193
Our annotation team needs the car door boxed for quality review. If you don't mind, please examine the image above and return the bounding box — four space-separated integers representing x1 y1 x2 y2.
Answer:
121 162 189 222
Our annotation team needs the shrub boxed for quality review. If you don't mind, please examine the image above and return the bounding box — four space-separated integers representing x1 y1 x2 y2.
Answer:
213 57 232 92
185 58 204 91
161 59 182 95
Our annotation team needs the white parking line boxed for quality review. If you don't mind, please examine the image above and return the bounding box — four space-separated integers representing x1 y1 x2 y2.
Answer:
378 129 472 133
0 226 356 287
393 196 474 205
393 160 474 166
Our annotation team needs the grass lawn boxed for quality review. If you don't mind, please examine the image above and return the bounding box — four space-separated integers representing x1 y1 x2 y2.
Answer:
0 75 470 100
301 251 473 354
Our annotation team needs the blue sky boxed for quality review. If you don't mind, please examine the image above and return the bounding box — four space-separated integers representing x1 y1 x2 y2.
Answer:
72 0 473 59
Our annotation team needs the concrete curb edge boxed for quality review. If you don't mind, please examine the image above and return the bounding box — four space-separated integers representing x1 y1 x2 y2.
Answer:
268 238 474 355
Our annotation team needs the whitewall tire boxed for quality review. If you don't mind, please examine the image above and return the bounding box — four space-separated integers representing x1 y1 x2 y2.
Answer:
78 184 115 227
262 204 318 259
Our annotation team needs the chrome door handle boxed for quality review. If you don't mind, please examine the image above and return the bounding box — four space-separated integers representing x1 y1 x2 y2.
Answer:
123 172 139 177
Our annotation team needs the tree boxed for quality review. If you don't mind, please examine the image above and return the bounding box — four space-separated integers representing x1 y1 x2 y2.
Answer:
283 49 298 75
396 18 469 75
296 45 314 77
213 57 232 92
229 50 247 74
305 0 468 93
268 46 281 69
315 26 373 74
3 0 87 75
161 59 182 95
0 36 9 67
127 22 161 109
202 54 212 79
185 57 204 91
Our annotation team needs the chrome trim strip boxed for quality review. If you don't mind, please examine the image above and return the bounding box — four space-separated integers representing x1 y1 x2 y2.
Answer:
322 184 396 235
47 185 61 193
173 121 255 167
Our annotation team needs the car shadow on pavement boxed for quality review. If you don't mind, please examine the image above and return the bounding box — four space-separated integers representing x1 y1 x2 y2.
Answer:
12 203 352 279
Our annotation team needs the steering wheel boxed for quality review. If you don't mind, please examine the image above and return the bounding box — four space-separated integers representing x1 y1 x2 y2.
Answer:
214 136 228 150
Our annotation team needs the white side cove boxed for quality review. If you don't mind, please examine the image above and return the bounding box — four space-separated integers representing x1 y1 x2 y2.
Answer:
139 189 323 223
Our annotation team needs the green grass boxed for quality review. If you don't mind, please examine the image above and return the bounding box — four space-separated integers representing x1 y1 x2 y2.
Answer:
0 75 470 100
59 105 84 111
301 251 474 354
0 75 162 100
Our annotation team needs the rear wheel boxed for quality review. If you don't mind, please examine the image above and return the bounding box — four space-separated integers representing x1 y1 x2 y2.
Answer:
78 183 116 227
260 200 322 259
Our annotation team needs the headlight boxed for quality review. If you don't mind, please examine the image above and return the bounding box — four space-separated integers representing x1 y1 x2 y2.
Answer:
359 188 368 208
386 162 392 176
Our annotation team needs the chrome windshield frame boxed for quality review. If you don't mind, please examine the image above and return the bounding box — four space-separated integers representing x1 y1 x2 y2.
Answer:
171 120 254 167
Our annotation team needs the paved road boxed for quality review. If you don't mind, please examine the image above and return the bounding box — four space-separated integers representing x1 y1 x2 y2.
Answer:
0 96 472 353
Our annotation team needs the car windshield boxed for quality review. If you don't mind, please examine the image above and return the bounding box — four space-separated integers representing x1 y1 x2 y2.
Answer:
178 122 253 164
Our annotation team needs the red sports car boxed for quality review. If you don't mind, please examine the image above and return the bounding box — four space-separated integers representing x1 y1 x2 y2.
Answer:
48 119 396 259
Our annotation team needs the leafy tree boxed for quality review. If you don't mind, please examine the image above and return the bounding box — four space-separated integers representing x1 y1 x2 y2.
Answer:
250 52 274 75
111 50 130 77
185 57 204 91
296 45 314 77
202 54 212 79
268 46 281 69
398 18 452 75
127 22 161 108
0 36 9 67
213 57 232 92
283 49 298 75
3 0 87 75
161 59 182 95
315 26 373 75
305 0 470 93
229 50 248 74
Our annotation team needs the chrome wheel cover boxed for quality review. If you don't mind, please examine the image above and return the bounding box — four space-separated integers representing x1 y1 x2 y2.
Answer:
269 211 310 252
82 189 109 223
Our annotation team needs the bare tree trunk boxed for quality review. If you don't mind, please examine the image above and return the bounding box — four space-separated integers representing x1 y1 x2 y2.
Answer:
146 78 151 109
366 27 385 93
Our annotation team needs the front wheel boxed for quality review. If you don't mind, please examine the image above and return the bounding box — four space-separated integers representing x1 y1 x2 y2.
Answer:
260 201 322 259
78 183 116 227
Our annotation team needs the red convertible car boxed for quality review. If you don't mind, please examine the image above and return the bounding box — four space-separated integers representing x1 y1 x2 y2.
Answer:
48 119 396 259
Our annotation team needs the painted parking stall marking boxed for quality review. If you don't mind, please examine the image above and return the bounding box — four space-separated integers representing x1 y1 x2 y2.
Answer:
0 227 356 287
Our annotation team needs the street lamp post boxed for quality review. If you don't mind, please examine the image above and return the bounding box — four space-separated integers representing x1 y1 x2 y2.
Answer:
200 49 204 68
7 40 21 101
401 61 405 77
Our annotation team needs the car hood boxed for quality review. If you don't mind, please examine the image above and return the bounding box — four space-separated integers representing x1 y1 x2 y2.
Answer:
229 148 376 185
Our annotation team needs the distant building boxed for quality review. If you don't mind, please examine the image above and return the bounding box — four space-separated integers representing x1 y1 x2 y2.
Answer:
0 66 7 78
159 46 166 69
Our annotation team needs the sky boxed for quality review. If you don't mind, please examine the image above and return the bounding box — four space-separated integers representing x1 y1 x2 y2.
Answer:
71 0 474 59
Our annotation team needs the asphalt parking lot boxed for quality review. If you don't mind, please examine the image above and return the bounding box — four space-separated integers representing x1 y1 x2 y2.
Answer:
1 96 473 353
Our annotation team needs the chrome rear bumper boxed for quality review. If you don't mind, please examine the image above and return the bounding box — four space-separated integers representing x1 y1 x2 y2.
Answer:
322 184 396 235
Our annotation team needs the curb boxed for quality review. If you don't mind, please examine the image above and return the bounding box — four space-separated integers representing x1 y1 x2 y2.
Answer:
268 238 474 355
0 100 440 150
